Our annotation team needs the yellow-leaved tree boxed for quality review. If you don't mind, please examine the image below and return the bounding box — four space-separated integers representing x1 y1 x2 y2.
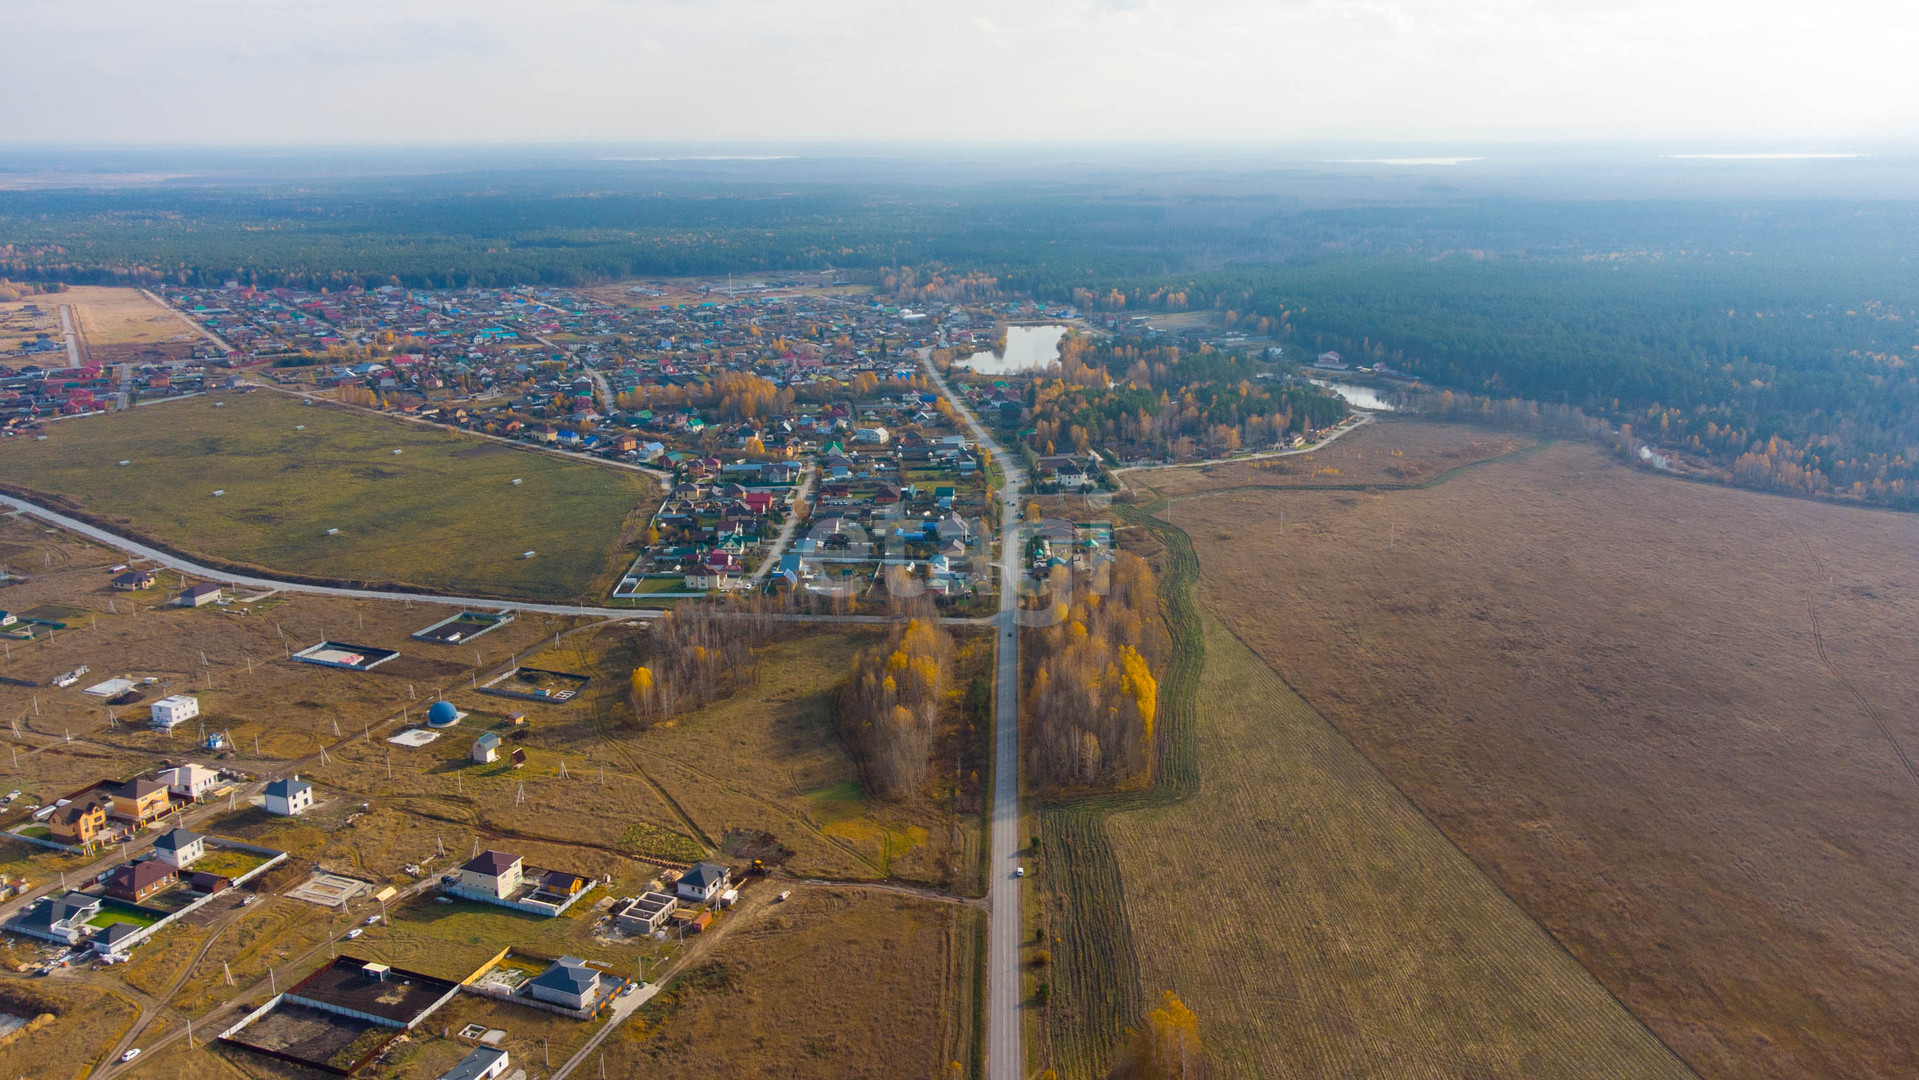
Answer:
1105 991 1210 1080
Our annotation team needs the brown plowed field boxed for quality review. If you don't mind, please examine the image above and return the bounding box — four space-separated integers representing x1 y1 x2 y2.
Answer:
1150 424 1919 1079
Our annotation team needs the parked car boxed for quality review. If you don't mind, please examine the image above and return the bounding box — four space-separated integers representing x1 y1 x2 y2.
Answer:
364 914 382 926
120 1049 141 1063
435 896 454 904
345 928 363 940
1014 866 1025 878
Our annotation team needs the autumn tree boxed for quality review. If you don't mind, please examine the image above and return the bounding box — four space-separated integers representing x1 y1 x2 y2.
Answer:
1026 552 1168 790
1104 992 1211 1080
625 597 786 728
839 611 955 798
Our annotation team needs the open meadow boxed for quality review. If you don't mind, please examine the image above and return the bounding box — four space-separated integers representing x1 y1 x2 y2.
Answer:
600 886 979 1080
1096 611 1691 1079
1152 422 1919 1080
471 620 993 890
58 286 201 363
0 390 655 600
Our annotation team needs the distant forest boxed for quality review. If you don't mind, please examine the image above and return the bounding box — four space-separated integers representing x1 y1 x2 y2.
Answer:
4 174 1917 504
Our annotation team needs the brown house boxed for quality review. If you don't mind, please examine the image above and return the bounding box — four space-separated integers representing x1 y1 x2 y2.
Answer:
105 779 172 824
104 860 178 904
49 799 108 845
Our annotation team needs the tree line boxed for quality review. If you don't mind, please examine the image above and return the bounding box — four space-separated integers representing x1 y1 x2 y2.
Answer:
1026 552 1169 791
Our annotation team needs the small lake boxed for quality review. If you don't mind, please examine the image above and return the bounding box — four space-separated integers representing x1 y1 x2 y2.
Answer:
961 325 1067 375
1309 379 1397 411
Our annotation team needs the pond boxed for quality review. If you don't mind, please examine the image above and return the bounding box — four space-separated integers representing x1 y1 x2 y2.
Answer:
1309 379 1397 411
960 325 1067 374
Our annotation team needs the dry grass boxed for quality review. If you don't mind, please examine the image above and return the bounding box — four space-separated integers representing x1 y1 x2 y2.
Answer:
58 285 195 359
1096 610 1691 1078
491 622 991 890
1133 417 1529 500
0 563 592 787
603 887 976 1079
0 981 140 1080
1154 425 1919 1080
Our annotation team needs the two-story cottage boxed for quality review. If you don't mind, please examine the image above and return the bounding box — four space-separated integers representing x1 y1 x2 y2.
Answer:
263 776 313 816
49 799 108 846
152 827 206 870
459 850 523 899
105 778 172 824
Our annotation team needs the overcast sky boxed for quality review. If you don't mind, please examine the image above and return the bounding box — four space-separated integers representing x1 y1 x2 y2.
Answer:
6 0 1914 146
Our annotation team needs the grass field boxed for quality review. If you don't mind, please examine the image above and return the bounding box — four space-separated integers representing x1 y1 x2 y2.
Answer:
1101 611 1692 1078
600 887 978 1079
0 982 140 1080
1157 423 1919 1080
0 390 654 599
58 285 197 360
489 622 991 890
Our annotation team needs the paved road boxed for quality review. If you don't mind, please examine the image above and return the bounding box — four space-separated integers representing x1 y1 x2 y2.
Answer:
59 304 82 367
921 350 1025 1080
748 464 816 583
0 494 666 620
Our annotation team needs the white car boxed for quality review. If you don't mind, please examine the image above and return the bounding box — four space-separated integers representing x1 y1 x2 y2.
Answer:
364 915 382 926
345 928 363 940
120 1048 141 1063
1014 866 1026 878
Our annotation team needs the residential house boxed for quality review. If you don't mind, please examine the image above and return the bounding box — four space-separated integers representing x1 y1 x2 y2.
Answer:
152 827 206 870
158 762 219 801
105 859 179 904
106 779 172 824
149 695 199 729
4 891 102 944
111 570 156 591
263 775 314 816
675 862 730 903
49 799 108 845
175 583 223 607
527 955 602 1010
459 850 523 899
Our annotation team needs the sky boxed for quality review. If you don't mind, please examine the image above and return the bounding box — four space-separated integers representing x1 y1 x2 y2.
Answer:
5 0 1916 146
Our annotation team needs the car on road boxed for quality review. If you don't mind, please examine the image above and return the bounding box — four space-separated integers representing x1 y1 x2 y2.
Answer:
1014 866 1026 878
345 928 363 940
364 914 382 926
120 1049 141 1063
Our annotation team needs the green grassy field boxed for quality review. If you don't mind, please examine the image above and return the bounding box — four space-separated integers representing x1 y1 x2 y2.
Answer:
0 392 654 600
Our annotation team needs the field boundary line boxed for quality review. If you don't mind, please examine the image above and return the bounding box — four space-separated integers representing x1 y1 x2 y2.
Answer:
1197 611 1703 1079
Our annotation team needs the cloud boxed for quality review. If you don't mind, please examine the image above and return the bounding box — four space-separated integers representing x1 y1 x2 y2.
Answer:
0 0 1913 143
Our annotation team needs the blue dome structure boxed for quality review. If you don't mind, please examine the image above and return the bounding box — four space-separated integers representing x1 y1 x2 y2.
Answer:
426 701 460 727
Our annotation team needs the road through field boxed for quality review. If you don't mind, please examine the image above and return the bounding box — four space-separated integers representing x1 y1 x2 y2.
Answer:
921 349 1024 1080
0 493 665 619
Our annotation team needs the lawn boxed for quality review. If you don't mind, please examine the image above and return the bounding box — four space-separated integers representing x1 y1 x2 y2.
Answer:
86 900 165 929
0 390 655 600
